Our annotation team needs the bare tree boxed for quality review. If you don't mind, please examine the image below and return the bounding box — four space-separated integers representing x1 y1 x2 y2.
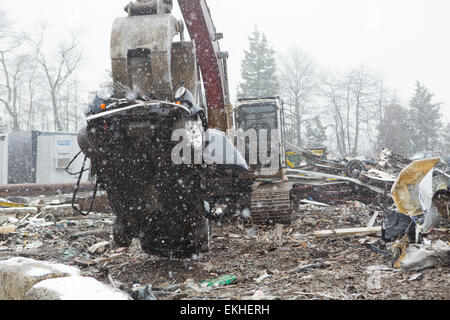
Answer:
0 10 29 132
29 28 83 132
319 71 347 156
364 82 394 152
0 53 29 131
60 75 84 132
0 10 11 40
347 66 380 155
278 47 317 147
24 62 38 130
319 66 381 157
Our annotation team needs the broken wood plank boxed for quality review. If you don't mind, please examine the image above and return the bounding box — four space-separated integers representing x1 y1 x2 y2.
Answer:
0 248 60 258
274 224 283 244
299 199 331 207
62 214 113 221
289 262 324 274
72 252 124 268
0 225 16 235
73 258 97 268
0 207 38 217
69 229 110 240
19 213 31 224
317 219 333 224
314 226 382 238
293 291 337 300
366 211 380 228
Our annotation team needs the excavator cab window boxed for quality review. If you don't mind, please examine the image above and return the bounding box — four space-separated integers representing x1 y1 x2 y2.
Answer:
237 103 278 132
236 102 280 170
239 113 277 131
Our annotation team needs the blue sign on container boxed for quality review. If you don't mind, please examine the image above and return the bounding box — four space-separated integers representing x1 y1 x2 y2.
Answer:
57 140 71 146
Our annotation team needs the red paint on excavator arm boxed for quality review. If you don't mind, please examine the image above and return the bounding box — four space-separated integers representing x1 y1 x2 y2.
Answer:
177 0 227 129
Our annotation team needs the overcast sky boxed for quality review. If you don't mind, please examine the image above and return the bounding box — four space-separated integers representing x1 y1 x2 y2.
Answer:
3 0 450 121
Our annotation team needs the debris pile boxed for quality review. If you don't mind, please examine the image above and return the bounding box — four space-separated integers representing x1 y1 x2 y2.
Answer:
0 187 447 300
0 192 114 264
0 150 448 300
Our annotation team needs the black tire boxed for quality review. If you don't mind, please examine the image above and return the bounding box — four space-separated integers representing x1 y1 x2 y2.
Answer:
345 159 365 178
107 188 142 247
140 195 210 258
113 218 134 247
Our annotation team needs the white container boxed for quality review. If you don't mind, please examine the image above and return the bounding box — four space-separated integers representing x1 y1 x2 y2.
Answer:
0 135 7 185
8 131 90 184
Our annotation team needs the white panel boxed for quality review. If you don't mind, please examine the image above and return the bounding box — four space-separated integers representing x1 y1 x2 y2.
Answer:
36 133 90 184
0 135 7 185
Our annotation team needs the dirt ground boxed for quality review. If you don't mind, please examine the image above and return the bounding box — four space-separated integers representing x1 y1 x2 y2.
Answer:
0 195 449 300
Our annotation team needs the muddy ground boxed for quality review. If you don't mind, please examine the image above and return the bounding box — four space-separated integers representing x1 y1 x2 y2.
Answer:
0 195 448 300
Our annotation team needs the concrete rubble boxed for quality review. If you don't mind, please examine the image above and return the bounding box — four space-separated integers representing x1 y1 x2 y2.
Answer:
0 257 130 300
25 276 131 300
0 257 80 300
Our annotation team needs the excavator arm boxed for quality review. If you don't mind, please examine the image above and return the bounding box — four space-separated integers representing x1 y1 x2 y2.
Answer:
177 0 232 132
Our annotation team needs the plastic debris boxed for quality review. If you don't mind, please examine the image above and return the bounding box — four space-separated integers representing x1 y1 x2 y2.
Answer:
250 290 277 300
395 240 450 271
252 290 266 300
88 241 111 255
131 284 157 300
408 273 423 281
254 271 270 283
199 274 236 287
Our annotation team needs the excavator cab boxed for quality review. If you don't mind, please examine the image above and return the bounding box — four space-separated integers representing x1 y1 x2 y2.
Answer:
234 97 287 178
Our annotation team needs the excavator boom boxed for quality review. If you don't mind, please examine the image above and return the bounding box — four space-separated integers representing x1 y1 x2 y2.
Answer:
177 0 229 131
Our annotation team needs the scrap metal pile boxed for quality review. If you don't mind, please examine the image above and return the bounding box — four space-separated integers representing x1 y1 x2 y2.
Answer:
283 147 449 271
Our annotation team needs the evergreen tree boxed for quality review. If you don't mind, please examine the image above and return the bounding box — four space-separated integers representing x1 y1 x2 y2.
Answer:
438 122 450 156
409 82 442 153
376 103 413 156
237 26 278 99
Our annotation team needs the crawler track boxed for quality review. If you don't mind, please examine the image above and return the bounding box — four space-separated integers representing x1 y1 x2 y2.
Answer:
249 182 295 225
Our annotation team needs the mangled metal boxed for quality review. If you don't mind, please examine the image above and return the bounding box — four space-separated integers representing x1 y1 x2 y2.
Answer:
393 240 450 271
391 157 450 235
